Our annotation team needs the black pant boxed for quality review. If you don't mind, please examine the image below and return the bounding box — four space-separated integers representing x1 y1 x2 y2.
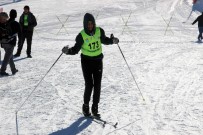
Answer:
17 30 33 55
198 27 203 40
0 44 16 73
81 58 103 105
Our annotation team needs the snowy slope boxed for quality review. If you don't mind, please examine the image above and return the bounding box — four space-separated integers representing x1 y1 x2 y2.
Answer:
0 0 14 6
0 0 203 135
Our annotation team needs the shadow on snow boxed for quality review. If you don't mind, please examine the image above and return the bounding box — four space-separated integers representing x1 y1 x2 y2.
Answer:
49 117 93 135
0 57 27 65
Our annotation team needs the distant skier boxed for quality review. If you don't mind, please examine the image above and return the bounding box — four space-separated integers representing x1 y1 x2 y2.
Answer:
192 12 203 41
14 5 37 58
62 13 119 117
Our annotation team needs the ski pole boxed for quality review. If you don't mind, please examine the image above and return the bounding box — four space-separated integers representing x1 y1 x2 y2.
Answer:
15 111 19 135
116 43 145 101
16 52 63 112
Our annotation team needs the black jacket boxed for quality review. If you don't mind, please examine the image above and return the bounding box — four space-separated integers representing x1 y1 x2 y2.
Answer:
0 19 21 46
19 12 37 31
192 14 203 27
7 18 22 46
0 22 7 41
69 13 113 60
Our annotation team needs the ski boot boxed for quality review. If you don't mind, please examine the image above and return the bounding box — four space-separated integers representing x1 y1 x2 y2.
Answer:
0 71 9 76
12 69 18 75
91 104 100 118
82 104 91 117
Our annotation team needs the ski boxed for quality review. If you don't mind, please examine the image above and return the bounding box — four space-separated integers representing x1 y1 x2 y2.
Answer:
87 115 118 128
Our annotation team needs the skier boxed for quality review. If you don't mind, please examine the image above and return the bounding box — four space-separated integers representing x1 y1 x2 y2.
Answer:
192 12 203 41
0 10 21 76
14 5 37 58
62 13 119 117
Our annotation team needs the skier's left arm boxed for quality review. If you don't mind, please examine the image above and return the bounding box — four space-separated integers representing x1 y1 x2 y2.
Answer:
30 14 37 27
100 28 119 45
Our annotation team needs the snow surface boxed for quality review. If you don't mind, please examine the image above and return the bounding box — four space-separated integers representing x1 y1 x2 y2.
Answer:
0 0 203 135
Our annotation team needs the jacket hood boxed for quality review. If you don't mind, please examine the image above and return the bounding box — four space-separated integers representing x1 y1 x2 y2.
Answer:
9 9 17 19
83 13 96 35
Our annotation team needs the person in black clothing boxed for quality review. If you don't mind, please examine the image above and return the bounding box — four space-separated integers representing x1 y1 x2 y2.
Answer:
62 13 119 117
0 10 21 76
14 5 37 58
8 9 22 49
192 12 203 41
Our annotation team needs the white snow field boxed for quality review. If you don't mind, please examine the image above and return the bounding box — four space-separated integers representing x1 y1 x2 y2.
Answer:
0 0 203 134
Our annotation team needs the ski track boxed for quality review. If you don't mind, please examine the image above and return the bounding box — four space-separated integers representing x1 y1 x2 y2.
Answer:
0 0 203 134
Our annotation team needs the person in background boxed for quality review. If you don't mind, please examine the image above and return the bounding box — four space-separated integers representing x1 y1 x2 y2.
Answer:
0 8 3 63
62 13 119 117
192 12 203 41
14 5 37 58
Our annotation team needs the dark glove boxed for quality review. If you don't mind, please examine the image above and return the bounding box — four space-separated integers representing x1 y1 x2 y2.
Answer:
62 45 70 54
110 34 119 44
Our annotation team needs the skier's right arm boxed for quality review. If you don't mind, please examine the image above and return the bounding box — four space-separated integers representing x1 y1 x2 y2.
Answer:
63 33 84 55
192 17 199 25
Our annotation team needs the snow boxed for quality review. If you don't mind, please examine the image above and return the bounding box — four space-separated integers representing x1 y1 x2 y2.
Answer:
0 0 13 6
0 0 203 135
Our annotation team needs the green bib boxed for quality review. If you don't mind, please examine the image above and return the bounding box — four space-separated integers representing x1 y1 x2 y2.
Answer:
80 27 102 57
24 15 28 26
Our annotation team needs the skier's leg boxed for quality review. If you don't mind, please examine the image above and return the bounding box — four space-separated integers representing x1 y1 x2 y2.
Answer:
81 59 94 105
198 27 202 41
15 32 26 56
7 46 17 73
92 60 103 115
26 31 33 56
92 60 103 105
200 27 203 40
81 59 94 116
0 45 13 74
